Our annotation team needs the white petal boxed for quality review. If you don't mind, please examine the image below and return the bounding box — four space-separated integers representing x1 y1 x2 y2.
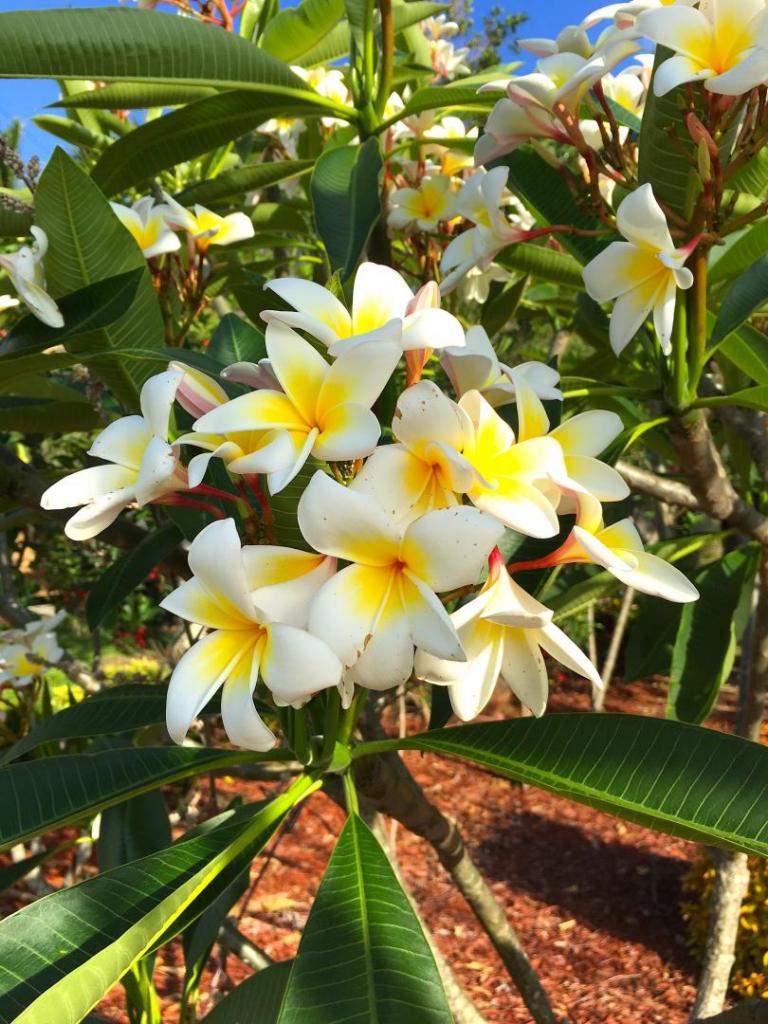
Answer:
551 410 623 457
210 212 255 247
500 629 549 716
616 183 676 253
135 437 182 506
41 464 136 510
582 242 660 303
401 570 464 661
614 550 700 602
245 550 335 628
317 340 400 413
401 505 504 592
609 277 663 355
265 320 329 424
312 403 381 462
160 577 243 630
566 456 631 501
220 648 277 751
264 278 351 347
88 416 152 471
481 570 552 628
351 445 437 525
471 482 560 539
653 273 677 355
394 380 466 454
351 262 413 332
266 428 318 495
345 599 415 691
653 53 714 95
140 369 184 440
706 48 768 96
187 518 258 625
400 307 465 352
64 489 135 541
537 621 603 689
226 431 298 477
308 562 394 666
262 622 342 704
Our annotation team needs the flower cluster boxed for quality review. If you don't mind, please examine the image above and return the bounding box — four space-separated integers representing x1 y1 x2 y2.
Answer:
0 611 65 687
42 260 698 750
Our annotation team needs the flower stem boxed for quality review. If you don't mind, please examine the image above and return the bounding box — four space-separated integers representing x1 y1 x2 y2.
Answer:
342 768 360 815
687 245 709 391
671 292 689 410
375 0 393 116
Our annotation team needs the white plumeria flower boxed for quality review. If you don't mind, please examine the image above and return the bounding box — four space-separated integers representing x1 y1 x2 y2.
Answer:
423 14 460 41
40 370 187 540
388 175 457 232
298 471 504 690
0 294 20 314
430 37 471 79
416 552 601 720
441 325 562 409
291 65 350 127
0 611 66 687
520 24 593 58
161 193 255 251
638 0 768 96
194 321 400 494
351 381 480 525
458 263 512 305
109 196 180 259
258 115 306 158
582 184 695 356
263 261 465 356
601 68 647 117
161 519 341 751
0 227 63 328
583 0 694 33
169 361 297 487
459 390 568 538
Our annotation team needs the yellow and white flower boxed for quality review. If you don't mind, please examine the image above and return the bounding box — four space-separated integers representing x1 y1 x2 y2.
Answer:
110 196 180 259
584 0 692 33
582 184 694 355
194 321 400 493
40 370 187 540
161 519 340 751
162 193 255 251
416 552 601 719
263 261 465 355
637 0 768 96
299 471 504 690
388 175 457 232
0 611 66 687
0 227 63 328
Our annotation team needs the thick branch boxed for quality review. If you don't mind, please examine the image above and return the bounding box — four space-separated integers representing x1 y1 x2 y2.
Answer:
694 1000 768 1023
353 749 560 1024
616 461 700 510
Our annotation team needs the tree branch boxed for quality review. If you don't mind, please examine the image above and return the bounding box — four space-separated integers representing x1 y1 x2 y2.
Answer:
616 461 700 510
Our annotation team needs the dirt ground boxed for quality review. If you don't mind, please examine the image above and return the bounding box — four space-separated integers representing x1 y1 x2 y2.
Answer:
2 674 747 1023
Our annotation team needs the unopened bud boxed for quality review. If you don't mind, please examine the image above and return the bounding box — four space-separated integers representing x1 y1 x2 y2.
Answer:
697 138 712 184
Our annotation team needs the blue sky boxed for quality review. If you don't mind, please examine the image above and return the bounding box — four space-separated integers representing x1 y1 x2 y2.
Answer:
0 0 582 160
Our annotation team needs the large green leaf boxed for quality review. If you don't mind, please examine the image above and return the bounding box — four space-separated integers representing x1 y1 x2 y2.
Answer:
729 146 768 197
356 715 768 856
207 314 267 367
668 546 760 723
311 138 383 278
92 90 342 197
177 159 313 207
624 595 682 682
497 241 584 287
99 787 171 872
261 0 345 63
205 962 292 1023
710 222 768 285
0 788 307 1024
711 256 768 345
277 813 452 1024
494 148 605 264
0 745 275 850
717 321 768 384
0 396 99 433
85 522 183 630
701 384 768 411
52 82 218 110
637 46 698 219
31 114 107 150
0 8 321 97
35 149 164 409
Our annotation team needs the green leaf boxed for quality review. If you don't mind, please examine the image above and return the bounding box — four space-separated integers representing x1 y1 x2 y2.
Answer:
261 0 345 63
298 22 351 68
0 746 271 851
496 241 584 287
204 962 292 1023
494 148 605 264
606 96 641 133
668 546 760 723
729 146 768 197
0 397 100 433
624 595 682 682
0 789 305 1024
0 849 51 895
31 114 106 150
52 82 218 110
85 523 183 631
480 274 527 336
0 193 33 237
0 267 145 359
311 138 383 278
92 91 342 197
99 787 171 872
711 256 768 345
176 159 313 207
637 46 698 219
277 813 452 1024
270 461 317 551
398 82 498 117
208 314 267 367
35 149 164 409
710 221 768 285
357 715 768 856
700 384 768 411
718 322 768 384
0 8 323 97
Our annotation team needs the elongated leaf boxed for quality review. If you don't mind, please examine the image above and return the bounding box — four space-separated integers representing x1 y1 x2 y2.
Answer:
718 322 768 384
0 849 51 895
497 241 584 286
710 221 768 285
702 385 768 411
208 314 267 367
311 138 383 278
0 791 304 1024
31 114 106 150
277 813 452 1024
205 962 292 1023
177 159 313 206
298 22 350 68
0 746 269 851
0 267 145 359
99 787 171 872
729 146 768 197
358 715 768 856
711 256 768 344
399 82 498 117
261 0 345 62
637 46 697 219
495 148 605 264
35 149 164 409
624 595 681 681
0 8 319 96
85 522 183 630
0 397 100 433
52 82 218 110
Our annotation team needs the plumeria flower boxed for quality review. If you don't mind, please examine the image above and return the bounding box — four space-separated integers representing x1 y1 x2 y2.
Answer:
40 371 187 539
637 0 768 96
458 264 512 305
416 551 601 720
169 361 299 487
258 115 306 158
351 381 480 525
263 261 465 356
109 196 180 259
583 0 694 33
0 294 19 314
520 24 593 58
0 611 65 686
298 471 504 690
423 18 470 79
162 193 255 252
0 227 63 328
161 519 341 751
388 175 457 232
292 65 350 127
194 321 400 494
582 184 695 356
459 389 567 538
601 68 646 118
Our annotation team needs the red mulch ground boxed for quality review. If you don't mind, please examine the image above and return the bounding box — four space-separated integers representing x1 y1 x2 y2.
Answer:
1 675 748 1023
